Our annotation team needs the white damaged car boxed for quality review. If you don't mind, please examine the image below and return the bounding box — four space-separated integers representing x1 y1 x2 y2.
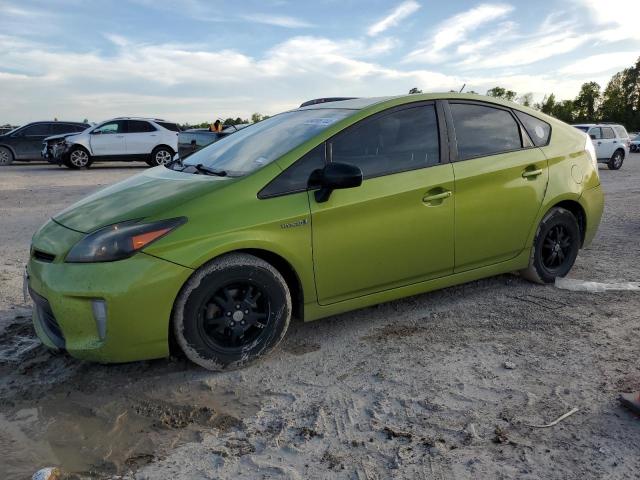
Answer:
43 117 180 169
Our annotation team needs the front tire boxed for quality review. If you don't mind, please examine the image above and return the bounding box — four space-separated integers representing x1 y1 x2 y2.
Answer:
173 253 292 371
0 146 14 166
520 207 581 284
64 146 91 169
607 149 624 170
147 146 174 167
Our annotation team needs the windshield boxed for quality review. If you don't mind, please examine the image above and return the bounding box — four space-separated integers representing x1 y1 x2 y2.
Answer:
181 109 353 176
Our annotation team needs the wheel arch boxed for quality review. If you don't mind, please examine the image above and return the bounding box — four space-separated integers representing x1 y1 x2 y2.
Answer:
152 144 175 155
547 199 587 247
167 247 306 356
0 144 17 158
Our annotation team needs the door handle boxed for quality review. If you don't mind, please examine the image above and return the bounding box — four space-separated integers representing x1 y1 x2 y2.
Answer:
116 135 124 138
522 168 543 178
422 190 452 202
597 141 602 145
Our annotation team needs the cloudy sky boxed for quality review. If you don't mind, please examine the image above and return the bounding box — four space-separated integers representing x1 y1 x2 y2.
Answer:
1 0 639 124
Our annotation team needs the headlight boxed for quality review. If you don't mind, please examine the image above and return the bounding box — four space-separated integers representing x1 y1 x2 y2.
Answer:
584 133 599 179
66 217 186 263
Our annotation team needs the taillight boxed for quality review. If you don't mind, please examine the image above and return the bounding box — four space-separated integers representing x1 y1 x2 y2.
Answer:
584 134 599 179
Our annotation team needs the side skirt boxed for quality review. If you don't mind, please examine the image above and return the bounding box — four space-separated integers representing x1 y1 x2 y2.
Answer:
302 249 531 322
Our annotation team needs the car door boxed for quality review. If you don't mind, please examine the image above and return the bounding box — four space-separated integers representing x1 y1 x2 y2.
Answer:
14 123 52 159
90 120 127 156
309 102 455 305
125 120 158 155
600 126 617 159
447 101 549 272
587 127 606 159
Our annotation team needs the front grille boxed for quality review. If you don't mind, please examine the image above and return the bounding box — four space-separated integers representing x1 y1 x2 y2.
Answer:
28 287 65 348
32 249 56 263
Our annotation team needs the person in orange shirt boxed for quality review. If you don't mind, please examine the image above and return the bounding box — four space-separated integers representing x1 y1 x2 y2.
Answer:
209 120 223 132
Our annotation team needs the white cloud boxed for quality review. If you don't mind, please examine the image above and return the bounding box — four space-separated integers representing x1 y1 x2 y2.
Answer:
578 0 640 41
558 51 640 76
367 1 420 36
240 13 313 29
459 29 591 69
406 3 513 62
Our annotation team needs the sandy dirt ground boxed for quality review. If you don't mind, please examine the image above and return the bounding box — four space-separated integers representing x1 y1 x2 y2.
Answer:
0 158 639 480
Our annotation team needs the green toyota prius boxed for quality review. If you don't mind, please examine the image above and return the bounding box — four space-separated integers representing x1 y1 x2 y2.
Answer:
26 93 604 370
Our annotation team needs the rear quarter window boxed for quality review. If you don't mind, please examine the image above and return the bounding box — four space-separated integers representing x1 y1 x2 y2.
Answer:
514 111 551 147
613 125 628 139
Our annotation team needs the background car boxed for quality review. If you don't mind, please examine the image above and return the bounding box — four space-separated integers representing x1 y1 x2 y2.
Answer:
177 124 249 158
0 121 89 166
49 117 180 169
27 94 603 371
629 133 640 152
573 122 630 169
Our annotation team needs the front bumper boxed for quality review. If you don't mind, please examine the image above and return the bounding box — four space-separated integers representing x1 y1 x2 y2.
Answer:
27 252 193 363
41 141 71 164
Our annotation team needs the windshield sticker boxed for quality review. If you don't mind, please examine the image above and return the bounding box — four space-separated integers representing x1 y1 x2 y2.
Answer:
303 118 337 127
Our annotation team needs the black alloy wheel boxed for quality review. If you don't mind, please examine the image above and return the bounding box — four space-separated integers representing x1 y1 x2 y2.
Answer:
541 224 573 271
173 253 292 370
520 207 581 284
198 282 271 351
608 150 624 170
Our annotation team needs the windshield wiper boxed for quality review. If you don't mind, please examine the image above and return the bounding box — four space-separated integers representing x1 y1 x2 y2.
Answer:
194 164 228 177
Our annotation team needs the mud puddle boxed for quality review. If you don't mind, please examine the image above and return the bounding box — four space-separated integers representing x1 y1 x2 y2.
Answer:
1 383 262 480
0 316 263 480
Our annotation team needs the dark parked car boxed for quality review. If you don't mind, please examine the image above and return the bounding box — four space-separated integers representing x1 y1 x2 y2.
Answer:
177 124 249 158
0 121 89 166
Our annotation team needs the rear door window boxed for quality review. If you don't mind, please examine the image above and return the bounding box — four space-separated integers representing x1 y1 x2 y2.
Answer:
330 104 440 178
601 127 615 139
127 120 156 133
514 111 551 147
51 124 79 135
450 103 522 160
158 122 180 132
21 123 52 136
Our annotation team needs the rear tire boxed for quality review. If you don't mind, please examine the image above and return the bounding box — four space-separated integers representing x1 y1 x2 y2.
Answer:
607 149 624 170
147 146 174 167
173 253 292 371
0 146 14 166
520 207 581 284
64 146 91 169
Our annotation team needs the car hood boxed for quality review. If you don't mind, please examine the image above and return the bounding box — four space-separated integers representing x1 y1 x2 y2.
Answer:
53 167 229 233
44 133 77 143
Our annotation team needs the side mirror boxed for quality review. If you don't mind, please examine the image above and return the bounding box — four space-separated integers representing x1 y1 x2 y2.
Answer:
590 134 596 140
310 162 363 203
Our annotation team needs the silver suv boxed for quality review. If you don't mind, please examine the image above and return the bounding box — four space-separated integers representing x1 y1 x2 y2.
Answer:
572 123 630 170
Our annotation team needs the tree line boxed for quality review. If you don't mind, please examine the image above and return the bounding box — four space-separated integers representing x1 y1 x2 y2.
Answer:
179 113 271 130
410 56 640 131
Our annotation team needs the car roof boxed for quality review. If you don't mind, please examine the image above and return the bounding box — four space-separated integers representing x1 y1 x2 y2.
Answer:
24 120 88 125
295 92 543 112
298 96 394 110
573 123 623 128
111 117 174 122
